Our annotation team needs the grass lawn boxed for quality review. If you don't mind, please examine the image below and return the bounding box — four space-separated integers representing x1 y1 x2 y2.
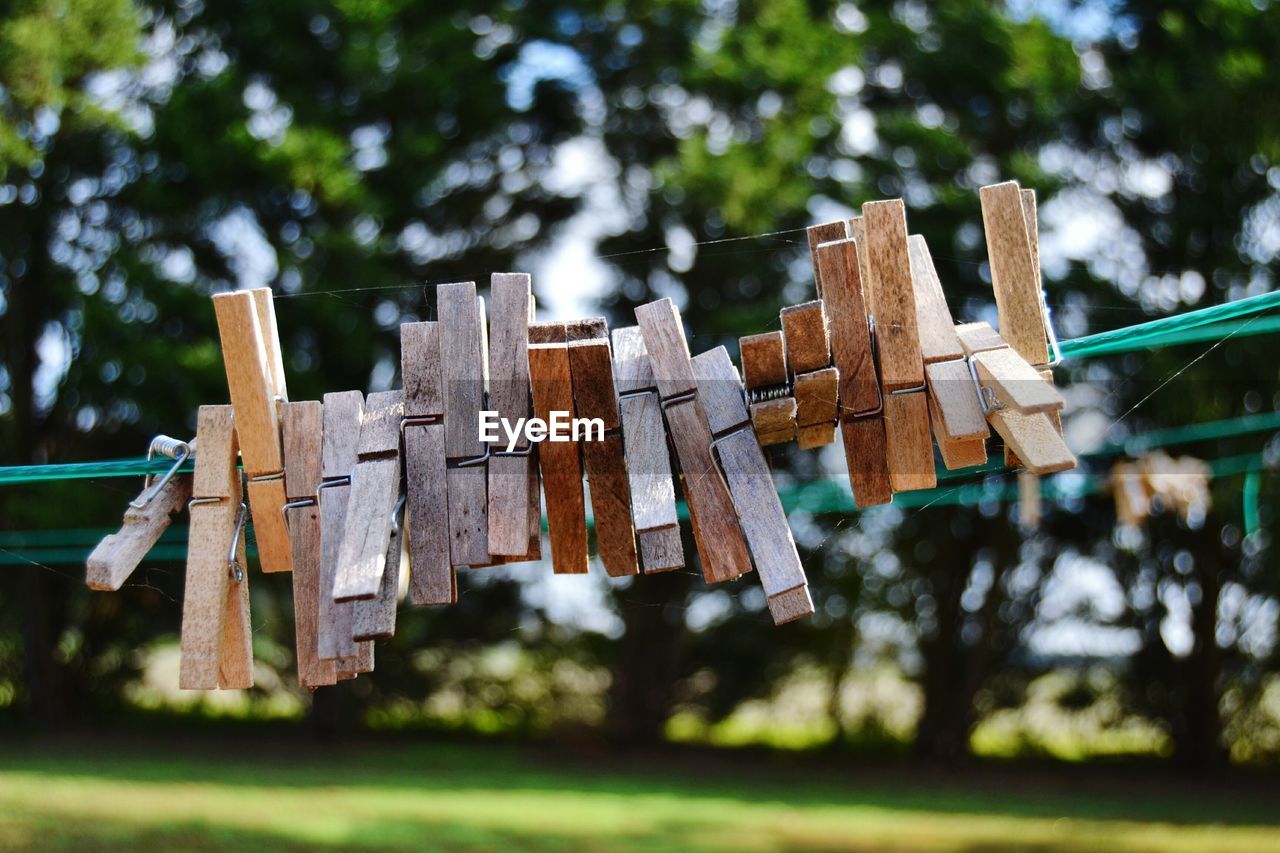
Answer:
0 733 1277 851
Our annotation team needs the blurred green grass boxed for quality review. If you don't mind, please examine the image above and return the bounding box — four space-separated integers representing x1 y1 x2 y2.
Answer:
0 736 1277 851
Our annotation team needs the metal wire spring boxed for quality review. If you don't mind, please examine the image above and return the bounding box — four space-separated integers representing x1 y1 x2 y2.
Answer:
147 435 192 460
745 383 794 405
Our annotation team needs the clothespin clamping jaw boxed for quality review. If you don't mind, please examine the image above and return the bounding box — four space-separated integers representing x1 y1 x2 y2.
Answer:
635 298 752 584
86 434 194 591
612 326 684 574
979 181 1069 471
568 318 639 578
740 331 796 447
780 301 839 450
179 405 253 690
212 288 293 573
528 321 588 573
691 346 813 624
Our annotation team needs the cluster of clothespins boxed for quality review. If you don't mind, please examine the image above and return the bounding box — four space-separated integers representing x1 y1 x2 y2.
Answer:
1112 452 1212 528
84 180 1076 691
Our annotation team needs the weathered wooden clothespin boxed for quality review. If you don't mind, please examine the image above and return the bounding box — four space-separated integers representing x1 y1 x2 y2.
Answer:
611 326 684 574
568 318 639 577
353 496 405 642
980 182 1064 465
861 200 936 492
401 321 455 605
211 288 293 573
908 235 990 470
487 273 541 561
691 346 813 623
333 390 404 602
781 301 839 450
740 331 796 446
438 281 491 568
86 435 193 591
529 321 588 573
317 390 373 677
282 401 336 689
813 237 892 507
956 322 1075 475
179 405 253 690
635 298 752 583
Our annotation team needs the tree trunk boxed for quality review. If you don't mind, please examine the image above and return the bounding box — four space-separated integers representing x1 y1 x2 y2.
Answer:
604 551 694 745
1176 529 1227 771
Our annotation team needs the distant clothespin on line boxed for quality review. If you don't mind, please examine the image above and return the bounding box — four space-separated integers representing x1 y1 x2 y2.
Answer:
86 434 194 591
1112 452 1212 528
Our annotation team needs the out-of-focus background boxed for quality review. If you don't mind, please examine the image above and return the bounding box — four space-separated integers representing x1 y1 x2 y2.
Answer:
1 1 1279 849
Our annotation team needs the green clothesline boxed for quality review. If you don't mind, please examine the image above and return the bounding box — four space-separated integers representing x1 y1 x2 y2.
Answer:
0 290 1277 565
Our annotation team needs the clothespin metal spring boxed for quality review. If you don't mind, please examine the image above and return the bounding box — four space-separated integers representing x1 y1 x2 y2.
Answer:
130 435 194 509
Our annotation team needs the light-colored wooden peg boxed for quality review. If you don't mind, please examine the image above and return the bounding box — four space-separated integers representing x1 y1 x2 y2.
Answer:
980 181 1050 367
317 391 372 672
611 325 684 574
211 288 293 573
1111 460 1151 527
86 439 193 591
333 390 404 602
438 281 490 568
861 199 935 492
956 322 1064 415
692 346 812 624
807 220 851 298
179 405 253 690
781 301 838 449
814 237 891 507
529 321 588 574
401 321 455 605
568 318 639 578
353 498 404 641
635 298 752 584
740 331 796 446
282 401 336 689
487 272 539 558
955 322 1075 475
907 234 989 469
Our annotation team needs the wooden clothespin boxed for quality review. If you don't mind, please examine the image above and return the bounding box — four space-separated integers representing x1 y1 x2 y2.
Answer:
317 390 372 677
781 301 838 450
353 496 405 641
438 281 491 568
611 326 684 574
401 321 455 605
211 288 293 573
635 298 752 584
691 346 813 624
908 235 990 470
956 322 1075 475
333 390 404 602
281 401 336 689
529 321 588 573
86 435 193 591
179 405 253 690
980 182 1064 465
860 200 935 492
488 273 541 559
739 332 796 446
568 318 639 578
1139 452 1212 523
1111 460 1151 527
813 237 891 507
